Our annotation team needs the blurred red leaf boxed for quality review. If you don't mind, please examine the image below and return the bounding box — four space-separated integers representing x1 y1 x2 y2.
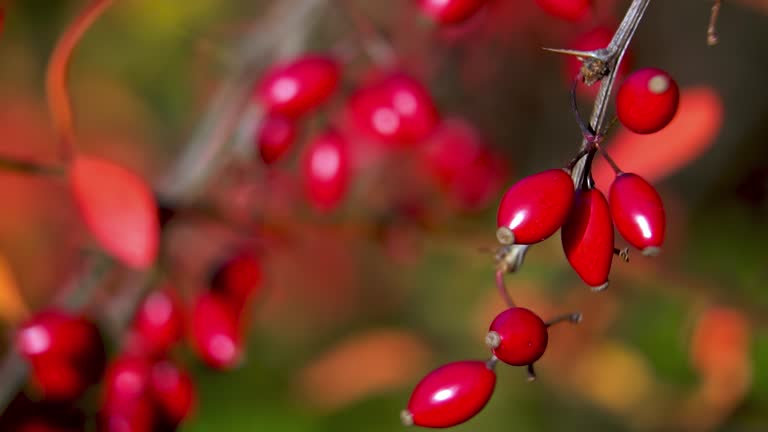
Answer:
69 156 159 269
593 86 723 188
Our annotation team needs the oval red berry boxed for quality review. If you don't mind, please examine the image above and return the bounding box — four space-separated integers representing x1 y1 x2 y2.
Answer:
301 129 350 212
617 68 679 134
416 0 488 24
256 55 340 118
561 188 614 289
536 0 591 22
257 113 297 165
496 169 574 244
609 173 665 254
488 307 548 366
404 360 495 428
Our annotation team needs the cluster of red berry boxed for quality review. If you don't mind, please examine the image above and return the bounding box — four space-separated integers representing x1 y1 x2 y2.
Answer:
400 51 680 432
9 250 261 431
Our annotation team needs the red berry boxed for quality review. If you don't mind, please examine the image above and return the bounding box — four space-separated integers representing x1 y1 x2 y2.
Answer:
608 173 665 255
149 361 196 426
189 293 242 370
210 250 263 306
257 113 297 165
416 0 488 24
616 68 679 134
301 129 350 212
402 360 495 428
256 54 340 118
103 356 151 407
128 288 184 358
496 169 574 244
347 72 439 145
69 156 160 269
561 188 614 289
535 0 591 21
486 307 548 366
27 359 90 401
98 398 154 432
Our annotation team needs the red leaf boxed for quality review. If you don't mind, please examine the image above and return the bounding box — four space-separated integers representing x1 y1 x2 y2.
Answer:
593 86 723 188
69 156 159 269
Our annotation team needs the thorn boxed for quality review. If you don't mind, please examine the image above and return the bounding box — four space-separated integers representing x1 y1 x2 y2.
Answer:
542 47 602 60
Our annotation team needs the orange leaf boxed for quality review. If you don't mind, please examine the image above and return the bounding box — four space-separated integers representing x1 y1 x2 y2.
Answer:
593 86 723 188
69 156 159 269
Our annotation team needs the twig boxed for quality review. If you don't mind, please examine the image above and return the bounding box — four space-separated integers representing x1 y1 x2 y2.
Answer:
46 0 113 163
0 155 64 176
708 0 722 46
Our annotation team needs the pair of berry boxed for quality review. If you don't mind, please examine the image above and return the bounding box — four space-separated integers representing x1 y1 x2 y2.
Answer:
403 306 578 428
497 168 665 288
416 0 591 24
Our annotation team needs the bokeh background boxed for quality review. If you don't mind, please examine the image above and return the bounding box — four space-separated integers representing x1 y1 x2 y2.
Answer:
1 0 767 431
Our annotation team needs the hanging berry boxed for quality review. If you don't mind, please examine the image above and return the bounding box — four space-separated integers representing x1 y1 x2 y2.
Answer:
256 54 340 118
402 360 496 428
416 0 488 25
561 188 614 290
189 293 242 370
608 173 665 255
257 113 297 165
616 68 679 134
496 169 574 245
486 307 548 366
149 361 197 426
301 129 350 212
127 288 185 358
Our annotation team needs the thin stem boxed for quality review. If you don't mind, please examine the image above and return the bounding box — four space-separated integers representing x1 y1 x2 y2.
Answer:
527 364 537 382
596 143 623 175
0 156 64 176
545 312 582 327
495 269 515 308
707 0 722 46
335 0 396 66
46 0 114 163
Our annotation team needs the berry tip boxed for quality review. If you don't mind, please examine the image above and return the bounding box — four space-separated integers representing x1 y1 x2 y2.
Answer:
400 409 414 426
641 246 661 257
591 281 609 292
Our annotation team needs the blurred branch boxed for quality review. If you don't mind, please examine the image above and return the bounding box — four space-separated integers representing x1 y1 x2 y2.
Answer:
0 155 64 176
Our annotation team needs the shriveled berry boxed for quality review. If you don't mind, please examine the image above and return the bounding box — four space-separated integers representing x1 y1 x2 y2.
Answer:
608 173 665 255
536 0 591 22
617 68 679 134
69 156 159 269
189 293 242 370
128 288 184 358
416 0 488 24
402 360 495 428
561 188 614 289
149 361 196 426
347 72 439 145
257 113 297 165
496 169 574 244
301 129 350 212
486 307 548 366
256 54 340 118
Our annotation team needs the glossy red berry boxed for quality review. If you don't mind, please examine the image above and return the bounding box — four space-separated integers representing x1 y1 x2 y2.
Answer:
486 307 548 366
257 113 297 165
402 360 495 428
617 68 679 134
149 361 196 426
496 169 574 244
128 288 184 358
301 129 350 212
535 0 591 22
348 72 439 145
609 173 665 255
189 293 242 370
210 250 263 306
256 54 340 118
561 188 614 289
416 0 488 24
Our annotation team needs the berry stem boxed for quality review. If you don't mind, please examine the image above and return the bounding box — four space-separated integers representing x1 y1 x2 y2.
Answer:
335 0 397 66
0 155 64 176
545 312 582 327
613 247 630 262
495 269 516 308
707 0 722 46
596 143 623 175
526 364 536 382
46 0 114 164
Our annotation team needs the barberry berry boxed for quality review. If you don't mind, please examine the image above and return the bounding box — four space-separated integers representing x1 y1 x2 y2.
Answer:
486 307 548 366
608 173 665 255
616 68 679 134
256 54 340 118
561 188 614 290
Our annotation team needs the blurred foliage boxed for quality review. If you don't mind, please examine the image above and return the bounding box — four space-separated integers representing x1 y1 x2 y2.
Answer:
0 0 767 431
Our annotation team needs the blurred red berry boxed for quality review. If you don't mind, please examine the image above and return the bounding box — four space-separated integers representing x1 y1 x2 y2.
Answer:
189 293 242 370
256 54 340 118
402 360 496 428
129 288 184 358
149 361 196 426
561 188 614 289
347 72 439 146
535 0 591 22
609 173 666 255
0 393 86 432
616 68 679 134
257 113 297 165
301 129 350 212
210 250 263 306
487 307 548 366
496 169 574 244
416 0 488 24
102 355 152 407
